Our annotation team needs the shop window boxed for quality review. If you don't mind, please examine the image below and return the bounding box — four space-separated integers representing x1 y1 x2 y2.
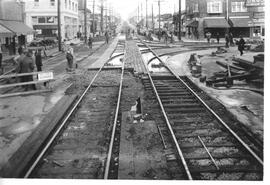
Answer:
38 17 46 23
34 0 39 7
207 1 222 13
32 16 38 24
193 3 199 13
50 0 55 6
231 2 247 12
47 17 55 23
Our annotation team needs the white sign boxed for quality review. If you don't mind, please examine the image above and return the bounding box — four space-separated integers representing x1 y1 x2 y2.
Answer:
38 72 54 81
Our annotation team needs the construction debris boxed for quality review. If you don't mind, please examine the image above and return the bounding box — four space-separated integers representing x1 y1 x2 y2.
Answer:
205 55 264 87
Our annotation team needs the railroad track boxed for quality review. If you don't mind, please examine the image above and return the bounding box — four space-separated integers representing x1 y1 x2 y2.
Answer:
138 39 263 180
23 38 126 179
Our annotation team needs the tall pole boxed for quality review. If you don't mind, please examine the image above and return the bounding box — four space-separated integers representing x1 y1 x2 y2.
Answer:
141 3 143 26
105 2 108 30
178 0 181 41
158 0 161 41
138 4 139 24
146 0 148 30
101 0 104 34
84 0 87 43
93 0 95 36
152 3 154 30
57 0 61 51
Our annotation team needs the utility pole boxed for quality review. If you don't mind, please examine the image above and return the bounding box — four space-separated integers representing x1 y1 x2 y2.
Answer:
152 4 154 30
92 0 95 36
158 0 161 41
146 0 148 30
101 0 104 34
178 0 181 41
57 0 61 51
84 0 87 43
138 4 139 24
105 2 108 30
141 3 143 26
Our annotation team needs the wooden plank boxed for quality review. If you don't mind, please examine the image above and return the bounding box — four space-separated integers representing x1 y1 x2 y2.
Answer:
0 94 78 178
0 89 51 98
0 79 54 89
0 71 53 79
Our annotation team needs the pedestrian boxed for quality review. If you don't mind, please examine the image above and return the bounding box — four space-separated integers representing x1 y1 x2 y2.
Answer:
0 41 3 74
188 30 191 39
225 33 230 48
164 31 168 44
14 47 25 73
17 50 36 91
229 32 234 46
216 32 220 44
105 31 109 44
35 49 42 71
66 47 74 72
88 35 93 49
170 32 174 43
238 36 245 56
206 32 211 43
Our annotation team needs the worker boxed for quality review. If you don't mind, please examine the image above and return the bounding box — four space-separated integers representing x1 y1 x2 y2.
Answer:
17 50 36 91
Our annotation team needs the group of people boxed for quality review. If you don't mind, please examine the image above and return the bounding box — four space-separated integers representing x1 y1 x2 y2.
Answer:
13 47 44 91
205 32 246 56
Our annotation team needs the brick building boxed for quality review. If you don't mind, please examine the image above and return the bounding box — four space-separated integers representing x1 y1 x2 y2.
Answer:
185 0 264 39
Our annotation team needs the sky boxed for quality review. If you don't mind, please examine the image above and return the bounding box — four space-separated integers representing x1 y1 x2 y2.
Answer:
88 0 186 20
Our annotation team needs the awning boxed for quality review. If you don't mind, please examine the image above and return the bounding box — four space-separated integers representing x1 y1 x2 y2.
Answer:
0 24 14 37
186 21 198 27
229 18 251 27
204 18 230 28
33 24 58 30
0 20 34 35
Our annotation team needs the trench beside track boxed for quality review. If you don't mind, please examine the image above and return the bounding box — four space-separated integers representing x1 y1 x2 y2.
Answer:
23 39 126 179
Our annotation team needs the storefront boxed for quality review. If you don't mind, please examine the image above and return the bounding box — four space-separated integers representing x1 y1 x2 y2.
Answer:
229 17 251 38
0 20 33 55
203 18 230 38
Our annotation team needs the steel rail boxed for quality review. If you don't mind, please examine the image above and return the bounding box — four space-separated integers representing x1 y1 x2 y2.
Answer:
24 38 120 178
103 42 126 179
140 40 264 166
138 39 193 180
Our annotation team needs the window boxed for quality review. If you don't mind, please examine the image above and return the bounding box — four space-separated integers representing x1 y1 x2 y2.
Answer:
207 1 223 13
69 0 71 9
32 16 38 24
34 0 39 7
72 2 74 11
50 0 55 6
193 3 199 12
65 0 67 9
47 17 55 23
231 2 247 12
75 4 77 12
38 17 46 23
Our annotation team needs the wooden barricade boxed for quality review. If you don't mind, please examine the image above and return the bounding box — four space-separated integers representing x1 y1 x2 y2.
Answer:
0 71 54 98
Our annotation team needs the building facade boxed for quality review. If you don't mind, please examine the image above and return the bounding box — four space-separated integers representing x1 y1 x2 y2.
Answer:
0 0 33 55
245 0 264 37
185 0 264 39
78 0 91 38
24 0 79 41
